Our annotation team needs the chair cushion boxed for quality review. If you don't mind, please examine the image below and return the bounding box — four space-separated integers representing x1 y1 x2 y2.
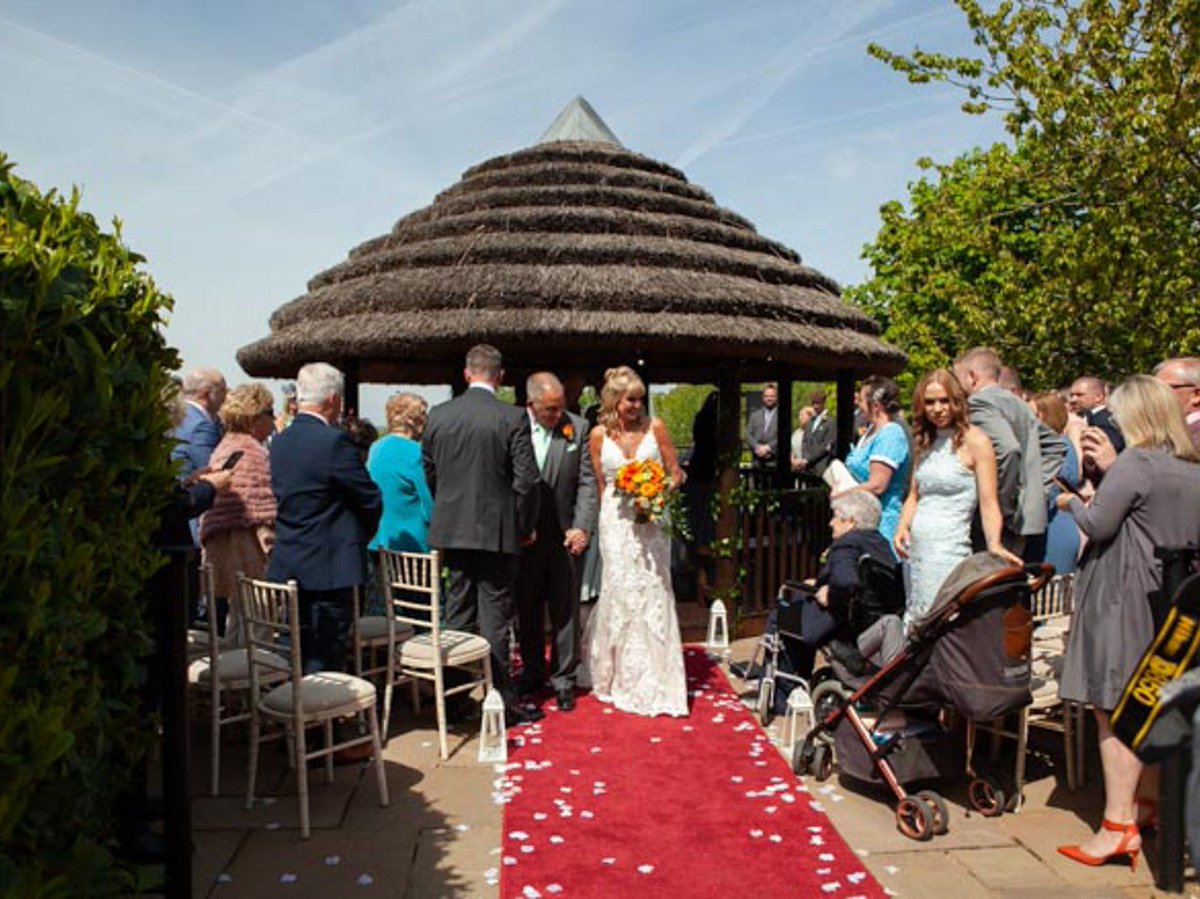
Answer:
261 671 376 716
399 630 490 668
187 628 217 656
357 616 416 643
189 649 289 686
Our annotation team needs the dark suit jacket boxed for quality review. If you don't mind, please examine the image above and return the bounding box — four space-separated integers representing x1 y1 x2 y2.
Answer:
170 403 221 480
532 411 598 538
422 386 539 555
801 412 835 476
267 412 382 590
1085 407 1126 454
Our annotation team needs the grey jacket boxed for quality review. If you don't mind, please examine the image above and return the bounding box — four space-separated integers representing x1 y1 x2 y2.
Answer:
967 385 1049 536
800 412 835 476
744 407 779 457
534 410 599 537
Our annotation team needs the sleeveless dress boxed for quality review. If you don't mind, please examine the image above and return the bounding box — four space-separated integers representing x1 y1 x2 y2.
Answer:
906 430 977 622
580 430 689 717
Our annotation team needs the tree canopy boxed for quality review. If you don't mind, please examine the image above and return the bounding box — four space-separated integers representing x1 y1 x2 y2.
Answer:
849 0 1200 389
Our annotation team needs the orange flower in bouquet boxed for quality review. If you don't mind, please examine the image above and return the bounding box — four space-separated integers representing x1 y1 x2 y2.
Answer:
614 458 669 524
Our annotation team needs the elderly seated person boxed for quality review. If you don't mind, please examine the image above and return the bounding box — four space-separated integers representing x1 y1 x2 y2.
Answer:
782 491 895 680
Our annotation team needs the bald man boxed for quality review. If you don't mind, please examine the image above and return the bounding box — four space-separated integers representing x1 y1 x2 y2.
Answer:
515 372 598 711
1069 375 1124 476
1155 357 1200 448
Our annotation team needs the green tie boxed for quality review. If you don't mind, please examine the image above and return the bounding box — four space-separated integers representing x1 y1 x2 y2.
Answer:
534 423 551 470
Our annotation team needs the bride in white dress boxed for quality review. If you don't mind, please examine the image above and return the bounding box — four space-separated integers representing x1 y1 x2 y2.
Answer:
580 366 690 717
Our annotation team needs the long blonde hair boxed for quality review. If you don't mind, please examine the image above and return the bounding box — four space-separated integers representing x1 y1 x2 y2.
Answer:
1109 375 1199 462
599 366 646 434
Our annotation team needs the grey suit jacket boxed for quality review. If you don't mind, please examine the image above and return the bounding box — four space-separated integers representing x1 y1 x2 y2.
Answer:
422 386 539 555
801 412 835 475
967 385 1047 536
744 407 779 456
535 411 599 537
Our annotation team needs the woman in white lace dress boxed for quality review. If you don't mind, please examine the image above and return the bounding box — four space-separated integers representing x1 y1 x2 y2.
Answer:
580 366 689 717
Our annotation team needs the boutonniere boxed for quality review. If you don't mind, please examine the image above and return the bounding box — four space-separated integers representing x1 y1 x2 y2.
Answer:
561 423 575 441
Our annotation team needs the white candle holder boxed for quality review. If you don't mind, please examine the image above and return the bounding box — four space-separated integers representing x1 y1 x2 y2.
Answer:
706 599 730 655
785 684 815 750
477 687 507 764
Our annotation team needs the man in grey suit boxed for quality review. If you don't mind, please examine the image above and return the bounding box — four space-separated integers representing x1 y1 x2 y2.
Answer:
954 348 1063 558
744 383 780 470
422 344 542 723
515 373 599 712
796 389 835 477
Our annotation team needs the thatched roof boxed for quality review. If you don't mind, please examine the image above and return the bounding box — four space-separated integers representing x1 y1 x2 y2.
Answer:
238 98 904 383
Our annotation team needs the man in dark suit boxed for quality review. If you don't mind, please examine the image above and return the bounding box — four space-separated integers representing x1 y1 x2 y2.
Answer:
797 389 835 477
1070 375 1124 445
267 362 382 674
422 345 542 722
744 383 779 470
515 373 599 712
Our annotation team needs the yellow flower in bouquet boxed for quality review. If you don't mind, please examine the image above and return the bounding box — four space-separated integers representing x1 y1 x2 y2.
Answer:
614 458 668 524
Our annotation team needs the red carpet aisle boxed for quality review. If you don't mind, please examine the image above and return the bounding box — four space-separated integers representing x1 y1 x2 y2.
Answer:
498 646 885 898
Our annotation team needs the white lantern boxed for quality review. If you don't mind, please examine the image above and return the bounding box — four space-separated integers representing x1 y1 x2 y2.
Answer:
477 688 507 764
785 685 815 750
707 599 730 655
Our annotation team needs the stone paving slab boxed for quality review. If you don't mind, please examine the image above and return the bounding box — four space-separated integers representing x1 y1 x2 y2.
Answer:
185 633 1200 897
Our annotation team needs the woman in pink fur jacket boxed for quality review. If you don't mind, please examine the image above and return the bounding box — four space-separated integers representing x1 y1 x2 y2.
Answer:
200 382 277 646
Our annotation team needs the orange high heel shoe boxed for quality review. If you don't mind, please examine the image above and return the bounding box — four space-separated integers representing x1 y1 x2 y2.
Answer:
1057 819 1141 871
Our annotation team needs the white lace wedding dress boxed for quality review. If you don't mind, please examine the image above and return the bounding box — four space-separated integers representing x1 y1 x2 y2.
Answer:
580 429 689 717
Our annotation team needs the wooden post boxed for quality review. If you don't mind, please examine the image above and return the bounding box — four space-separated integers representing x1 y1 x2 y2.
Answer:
342 360 360 419
775 369 793 487
836 370 856 459
713 371 741 601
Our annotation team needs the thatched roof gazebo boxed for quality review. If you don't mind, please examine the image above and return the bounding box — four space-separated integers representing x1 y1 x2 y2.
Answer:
238 97 905 601
238 96 903 396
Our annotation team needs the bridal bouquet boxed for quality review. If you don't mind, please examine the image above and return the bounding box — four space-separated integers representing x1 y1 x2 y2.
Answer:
614 458 669 524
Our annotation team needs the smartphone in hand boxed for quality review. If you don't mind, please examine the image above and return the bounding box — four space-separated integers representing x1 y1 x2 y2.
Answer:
221 450 244 470
1054 476 1082 497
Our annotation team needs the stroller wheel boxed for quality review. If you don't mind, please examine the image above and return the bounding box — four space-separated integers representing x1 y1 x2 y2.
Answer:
916 790 950 835
895 795 935 841
757 677 774 726
811 680 849 723
812 743 834 782
792 738 814 776
967 775 1006 818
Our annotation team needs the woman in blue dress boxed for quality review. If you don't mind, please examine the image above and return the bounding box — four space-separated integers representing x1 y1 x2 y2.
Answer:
893 370 1021 621
839 377 910 542
368 393 433 553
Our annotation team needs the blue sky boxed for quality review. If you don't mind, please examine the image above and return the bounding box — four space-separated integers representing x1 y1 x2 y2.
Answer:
1 0 1005 420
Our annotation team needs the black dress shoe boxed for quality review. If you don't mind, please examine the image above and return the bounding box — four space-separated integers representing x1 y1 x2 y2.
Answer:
506 700 545 726
556 688 576 712
730 660 764 681
826 639 866 677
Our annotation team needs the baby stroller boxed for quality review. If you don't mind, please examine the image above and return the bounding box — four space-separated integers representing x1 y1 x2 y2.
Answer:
792 552 1052 841
743 553 905 725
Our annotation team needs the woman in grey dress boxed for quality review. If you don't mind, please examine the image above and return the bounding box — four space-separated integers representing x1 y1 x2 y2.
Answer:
1057 375 1200 871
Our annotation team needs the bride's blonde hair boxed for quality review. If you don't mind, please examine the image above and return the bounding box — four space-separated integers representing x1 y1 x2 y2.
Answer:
599 366 646 434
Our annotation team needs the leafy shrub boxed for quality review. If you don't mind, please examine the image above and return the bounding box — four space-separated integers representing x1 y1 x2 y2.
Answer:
0 155 179 895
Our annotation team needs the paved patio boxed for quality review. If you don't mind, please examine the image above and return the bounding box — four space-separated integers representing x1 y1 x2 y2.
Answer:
185 636 1198 897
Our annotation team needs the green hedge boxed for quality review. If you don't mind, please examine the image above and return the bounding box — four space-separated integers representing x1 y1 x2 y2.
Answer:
0 156 179 895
